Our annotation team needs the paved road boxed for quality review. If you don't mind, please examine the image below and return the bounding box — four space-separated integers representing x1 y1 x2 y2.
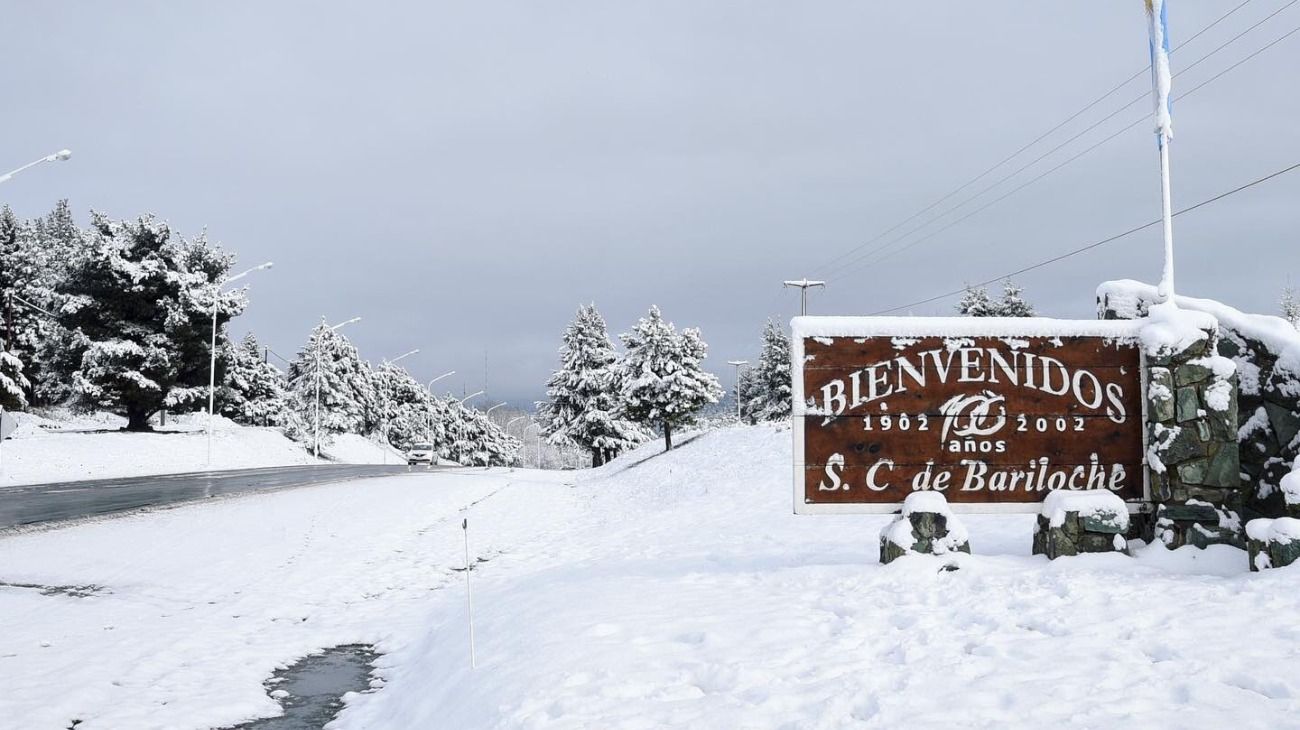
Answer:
0 464 423 529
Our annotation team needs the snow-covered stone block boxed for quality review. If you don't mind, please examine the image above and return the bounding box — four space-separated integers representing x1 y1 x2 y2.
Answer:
1246 517 1300 571
1032 491 1130 559
878 492 970 564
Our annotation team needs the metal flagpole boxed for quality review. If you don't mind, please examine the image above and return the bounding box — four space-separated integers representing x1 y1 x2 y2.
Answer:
1147 0 1177 304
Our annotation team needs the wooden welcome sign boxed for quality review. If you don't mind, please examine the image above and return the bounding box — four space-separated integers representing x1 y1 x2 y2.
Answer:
791 318 1148 513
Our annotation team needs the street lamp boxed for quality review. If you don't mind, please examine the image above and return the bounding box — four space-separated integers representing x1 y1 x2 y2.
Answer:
315 316 361 458
783 279 826 316
206 262 273 467
727 360 749 421
377 349 420 464
424 371 455 443
459 390 484 405
485 402 505 419
0 149 72 184
526 422 543 469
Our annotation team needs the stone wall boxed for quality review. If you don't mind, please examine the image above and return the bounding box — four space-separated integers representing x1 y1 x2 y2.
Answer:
1098 280 1300 523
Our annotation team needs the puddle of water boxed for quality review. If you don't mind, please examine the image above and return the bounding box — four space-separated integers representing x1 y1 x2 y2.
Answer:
228 644 380 730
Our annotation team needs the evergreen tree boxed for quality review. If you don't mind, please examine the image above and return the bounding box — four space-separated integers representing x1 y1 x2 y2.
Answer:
55 213 244 429
433 397 520 466
26 200 87 406
1282 286 1300 331
220 333 287 426
0 347 28 410
741 320 792 422
957 279 1034 317
996 278 1035 317
956 284 995 317
538 304 648 466
284 321 376 452
618 306 722 451
372 362 435 450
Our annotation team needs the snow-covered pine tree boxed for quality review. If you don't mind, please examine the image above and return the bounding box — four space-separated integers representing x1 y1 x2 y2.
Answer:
957 279 1034 317
618 305 723 451
55 213 245 430
220 333 287 426
433 397 520 466
371 362 435 450
26 200 86 406
956 284 995 317
539 304 648 466
0 207 51 407
741 320 792 422
0 346 28 410
284 321 376 452
1282 286 1300 331
996 278 1035 317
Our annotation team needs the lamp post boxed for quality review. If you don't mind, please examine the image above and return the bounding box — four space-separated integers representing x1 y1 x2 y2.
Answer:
206 262 273 467
485 402 505 419
0 149 71 185
526 422 542 469
459 390 484 406
315 316 361 458
377 349 420 464
727 360 749 422
783 279 826 316
425 371 456 443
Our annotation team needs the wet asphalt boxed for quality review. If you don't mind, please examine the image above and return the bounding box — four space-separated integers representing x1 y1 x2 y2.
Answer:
0 464 422 530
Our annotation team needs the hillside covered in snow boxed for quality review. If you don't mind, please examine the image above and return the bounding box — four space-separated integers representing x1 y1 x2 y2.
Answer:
4 424 1297 728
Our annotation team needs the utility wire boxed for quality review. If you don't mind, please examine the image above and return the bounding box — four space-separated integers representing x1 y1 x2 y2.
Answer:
808 0 1272 276
828 9 1300 282
866 160 1300 316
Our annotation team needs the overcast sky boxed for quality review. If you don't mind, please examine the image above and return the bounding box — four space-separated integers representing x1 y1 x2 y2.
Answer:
2 1 1297 404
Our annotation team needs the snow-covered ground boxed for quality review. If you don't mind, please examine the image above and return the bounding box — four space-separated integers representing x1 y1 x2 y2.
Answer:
2 425 1298 728
0 411 407 486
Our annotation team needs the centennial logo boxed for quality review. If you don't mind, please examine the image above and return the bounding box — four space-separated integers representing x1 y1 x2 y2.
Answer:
792 323 1147 514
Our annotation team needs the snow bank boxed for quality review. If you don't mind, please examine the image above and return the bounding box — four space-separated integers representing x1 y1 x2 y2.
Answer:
0 411 319 485
6 424 1300 729
321 432 407 465
0 411 409 485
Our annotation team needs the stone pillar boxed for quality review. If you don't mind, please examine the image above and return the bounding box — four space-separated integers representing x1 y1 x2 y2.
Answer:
879 492 971 564
1033 491 1130 559
1246 518 1300 570
1145 332 1245 548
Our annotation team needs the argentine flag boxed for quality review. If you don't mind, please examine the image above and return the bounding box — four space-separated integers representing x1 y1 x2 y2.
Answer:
1146 0 1174 145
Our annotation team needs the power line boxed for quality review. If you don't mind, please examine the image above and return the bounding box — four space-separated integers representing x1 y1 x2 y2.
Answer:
865 160 1300 315
807 0 1273 277
828 11 1300 282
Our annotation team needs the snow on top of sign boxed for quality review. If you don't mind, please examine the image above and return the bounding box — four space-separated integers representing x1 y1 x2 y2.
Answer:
1039 490 1129 530
1100 279 1300 361
791 316 1143 340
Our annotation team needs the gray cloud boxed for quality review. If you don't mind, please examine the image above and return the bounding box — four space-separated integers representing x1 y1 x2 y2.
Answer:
2 0 1296 403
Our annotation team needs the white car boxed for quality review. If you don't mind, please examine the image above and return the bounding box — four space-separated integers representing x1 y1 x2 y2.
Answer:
406 442 435 466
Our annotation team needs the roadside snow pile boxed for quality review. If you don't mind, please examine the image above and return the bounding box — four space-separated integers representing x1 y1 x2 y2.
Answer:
321 432 407 465
0 411 319 485
0 410 411 485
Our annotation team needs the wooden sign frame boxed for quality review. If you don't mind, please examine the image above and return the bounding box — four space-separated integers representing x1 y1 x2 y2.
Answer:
791 317 1150 515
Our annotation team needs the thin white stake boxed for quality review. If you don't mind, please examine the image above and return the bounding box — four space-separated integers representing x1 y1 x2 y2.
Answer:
462 517 477 669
